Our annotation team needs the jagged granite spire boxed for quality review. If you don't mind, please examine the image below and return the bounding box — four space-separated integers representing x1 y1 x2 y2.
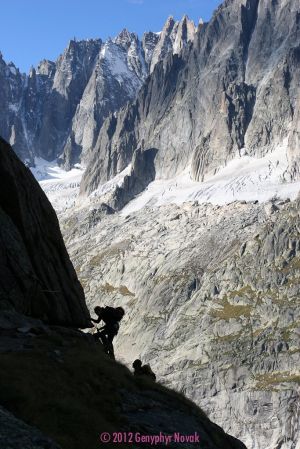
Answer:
150 15 196 72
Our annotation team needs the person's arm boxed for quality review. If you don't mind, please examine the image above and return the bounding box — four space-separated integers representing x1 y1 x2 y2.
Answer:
94 325 106 335
91 316 101 324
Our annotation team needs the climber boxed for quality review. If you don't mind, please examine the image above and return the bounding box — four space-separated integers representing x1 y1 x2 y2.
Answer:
132 359 156 381
91 306 125 359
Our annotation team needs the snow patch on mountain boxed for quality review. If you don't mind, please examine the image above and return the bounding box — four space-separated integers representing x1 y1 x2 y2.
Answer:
100 34 147 92
121 140 300 215
8 64 17 76
32 158 133 215
31 158 84 213
90 164 132 199
8 104 20 113
35 138 300 218
101 43 129 78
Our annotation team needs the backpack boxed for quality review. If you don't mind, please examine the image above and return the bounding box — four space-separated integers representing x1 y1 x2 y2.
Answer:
101 306 120 324
142 364 156 381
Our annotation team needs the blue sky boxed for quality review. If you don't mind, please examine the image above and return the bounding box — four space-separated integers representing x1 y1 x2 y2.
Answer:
1 0 222 73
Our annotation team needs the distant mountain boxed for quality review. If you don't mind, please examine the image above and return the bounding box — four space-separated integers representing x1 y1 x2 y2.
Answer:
0 16 196 169
80 0 300 208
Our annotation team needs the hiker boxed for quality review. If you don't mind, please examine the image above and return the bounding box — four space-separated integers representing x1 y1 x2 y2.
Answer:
91 306 125 359
132 359 156 381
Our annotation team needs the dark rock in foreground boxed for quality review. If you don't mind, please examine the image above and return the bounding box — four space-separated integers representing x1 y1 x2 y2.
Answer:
0 319 247 449
0 137 90 327
0 405 62 449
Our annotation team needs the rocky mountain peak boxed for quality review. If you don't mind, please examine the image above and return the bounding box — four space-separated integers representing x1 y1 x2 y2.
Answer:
7 61 18 72
173 15 196 54
164 15 176 30
64 37 101 54
36 59 56 77
114 28 138 48
150 15 196 72
53 38 102 96
142 31 160 66
28 66 36 79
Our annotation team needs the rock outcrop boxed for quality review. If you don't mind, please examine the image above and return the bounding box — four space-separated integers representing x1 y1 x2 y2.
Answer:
0 137 90 327
0 323 247 449
108 147 158 211
0 406 62 449
81 0 300 196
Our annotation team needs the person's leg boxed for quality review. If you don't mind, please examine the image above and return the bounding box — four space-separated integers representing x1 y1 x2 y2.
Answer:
98 330 110 354
93 330 101 342
106 334 115 359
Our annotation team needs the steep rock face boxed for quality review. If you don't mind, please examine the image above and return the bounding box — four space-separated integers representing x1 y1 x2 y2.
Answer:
60 31 149 169
109 148 158 211
0 138 90 327
0 54 28 161
150 15 196 72
38 39 102 162
60 197 300 449
0 40 101 164
81 0 300 196
80 51 186 194
142 31 160 67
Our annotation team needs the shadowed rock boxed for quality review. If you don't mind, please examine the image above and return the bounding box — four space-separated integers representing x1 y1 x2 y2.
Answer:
109 147 158 211
0 137 90 327
0 406 62 449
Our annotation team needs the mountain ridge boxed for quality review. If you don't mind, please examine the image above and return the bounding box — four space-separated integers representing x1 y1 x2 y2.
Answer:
0 16 196 169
